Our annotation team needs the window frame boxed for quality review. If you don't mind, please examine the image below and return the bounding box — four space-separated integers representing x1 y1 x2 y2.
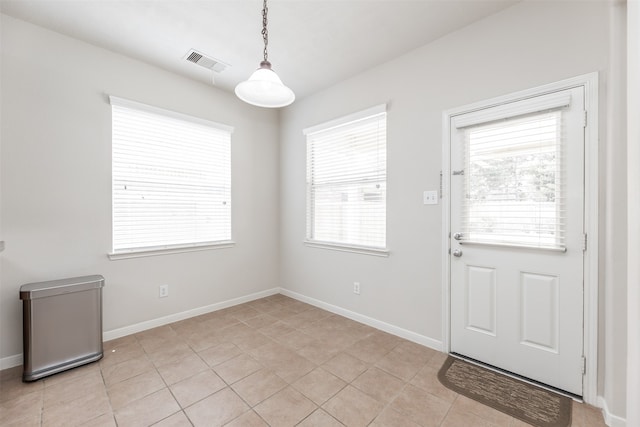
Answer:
108 96 234 260
303 104 389 257
460 109 566 251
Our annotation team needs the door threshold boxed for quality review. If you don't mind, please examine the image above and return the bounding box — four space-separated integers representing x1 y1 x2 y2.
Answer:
449 353 583 402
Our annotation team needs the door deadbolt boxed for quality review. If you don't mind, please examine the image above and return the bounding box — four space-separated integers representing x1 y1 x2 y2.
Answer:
453 232 463 240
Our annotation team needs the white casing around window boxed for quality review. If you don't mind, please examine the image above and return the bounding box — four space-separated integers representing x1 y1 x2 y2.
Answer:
110 96 233 254
460 109 566 250
304 105 387 251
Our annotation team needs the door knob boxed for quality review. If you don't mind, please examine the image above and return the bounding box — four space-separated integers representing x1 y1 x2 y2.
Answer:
453 232 463 240
452 249 463 257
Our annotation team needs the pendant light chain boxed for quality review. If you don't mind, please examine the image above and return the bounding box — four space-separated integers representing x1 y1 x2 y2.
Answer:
234 0 294 108
262 0 269 62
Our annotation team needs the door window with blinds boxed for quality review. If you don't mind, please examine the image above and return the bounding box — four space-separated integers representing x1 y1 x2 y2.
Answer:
110 96 233 256
454 93 570 251
304 105 387 253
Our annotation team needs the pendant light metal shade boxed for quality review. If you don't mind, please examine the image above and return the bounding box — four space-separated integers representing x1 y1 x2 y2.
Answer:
235 61 295 108
235 0 294 108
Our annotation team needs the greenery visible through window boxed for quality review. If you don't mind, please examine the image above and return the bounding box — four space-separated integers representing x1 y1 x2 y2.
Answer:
463 110 563 248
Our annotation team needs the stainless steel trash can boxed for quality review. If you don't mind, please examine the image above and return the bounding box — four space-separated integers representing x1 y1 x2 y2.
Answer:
20 275 104 382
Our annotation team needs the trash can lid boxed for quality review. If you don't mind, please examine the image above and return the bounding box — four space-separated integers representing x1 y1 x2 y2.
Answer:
20 275 104 300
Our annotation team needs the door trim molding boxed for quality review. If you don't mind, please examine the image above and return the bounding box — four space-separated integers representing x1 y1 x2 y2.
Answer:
441 73 599 404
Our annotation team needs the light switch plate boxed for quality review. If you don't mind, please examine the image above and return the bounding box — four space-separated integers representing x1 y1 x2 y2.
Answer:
423 190 438 205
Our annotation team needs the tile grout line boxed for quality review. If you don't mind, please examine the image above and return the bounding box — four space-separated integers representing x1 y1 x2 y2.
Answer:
2 294 607 427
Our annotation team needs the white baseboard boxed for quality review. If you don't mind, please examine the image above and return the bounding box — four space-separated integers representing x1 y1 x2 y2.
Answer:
0 288 280 371
0 353 23 371
2 286 444 370
2 285 628 427
598 396 627 427
103 287 280 341
279 287 444 352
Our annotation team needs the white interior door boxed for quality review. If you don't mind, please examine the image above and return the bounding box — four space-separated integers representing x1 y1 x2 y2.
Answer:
449 87 585 395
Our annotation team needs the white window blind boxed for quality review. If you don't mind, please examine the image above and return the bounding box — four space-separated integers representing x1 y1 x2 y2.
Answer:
305 105 387 250
111 97 233 253
461 110 565 250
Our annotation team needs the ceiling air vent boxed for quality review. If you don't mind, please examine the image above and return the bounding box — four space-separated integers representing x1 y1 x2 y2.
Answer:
184 49 229 73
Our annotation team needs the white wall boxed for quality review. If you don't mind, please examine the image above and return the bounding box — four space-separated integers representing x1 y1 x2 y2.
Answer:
626 2 640 426
603 2 628 425
0 1 630 423
280 0 625 419
0 15 280 363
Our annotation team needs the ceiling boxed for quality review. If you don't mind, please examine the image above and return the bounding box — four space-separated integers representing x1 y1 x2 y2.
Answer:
0 0 518 100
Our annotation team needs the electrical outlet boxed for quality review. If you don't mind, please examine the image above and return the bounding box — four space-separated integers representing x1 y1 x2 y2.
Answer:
423 190 438 205
353 282 360 295
159 285 169 298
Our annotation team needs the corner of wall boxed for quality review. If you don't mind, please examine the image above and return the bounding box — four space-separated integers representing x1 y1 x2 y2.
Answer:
598 396 627 427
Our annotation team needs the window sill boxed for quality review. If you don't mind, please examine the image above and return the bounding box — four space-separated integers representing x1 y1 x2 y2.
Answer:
304 240 389 257
108 241 235 260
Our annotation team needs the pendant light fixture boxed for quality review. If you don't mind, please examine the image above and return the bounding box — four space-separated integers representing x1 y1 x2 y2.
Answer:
235 0 295 108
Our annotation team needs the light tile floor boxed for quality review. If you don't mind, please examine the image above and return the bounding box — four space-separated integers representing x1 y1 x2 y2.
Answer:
0 294 608 426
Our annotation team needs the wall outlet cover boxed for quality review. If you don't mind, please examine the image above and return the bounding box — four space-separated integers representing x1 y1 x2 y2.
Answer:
159 285 169 298
423 190 438 205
